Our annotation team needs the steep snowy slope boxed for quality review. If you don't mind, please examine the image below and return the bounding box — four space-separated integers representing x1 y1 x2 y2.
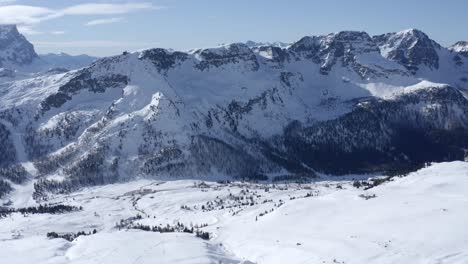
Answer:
0 29 467 198
216 161 468 263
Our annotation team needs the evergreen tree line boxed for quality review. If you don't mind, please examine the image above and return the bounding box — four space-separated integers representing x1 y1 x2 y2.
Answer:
352 162 429 190
0 204 82 218
116 217 210 240
0 180 13 199
0 123 16 168
0 165 28 184
47 229 97 242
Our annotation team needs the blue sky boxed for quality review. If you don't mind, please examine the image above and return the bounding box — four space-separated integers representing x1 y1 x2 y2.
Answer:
1 0 467 56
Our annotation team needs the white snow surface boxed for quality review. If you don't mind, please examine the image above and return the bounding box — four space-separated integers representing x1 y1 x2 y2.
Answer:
1 161 467 263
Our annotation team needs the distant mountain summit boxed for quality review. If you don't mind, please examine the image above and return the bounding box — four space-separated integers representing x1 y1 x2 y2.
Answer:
38 53 97 71
450 41 468 57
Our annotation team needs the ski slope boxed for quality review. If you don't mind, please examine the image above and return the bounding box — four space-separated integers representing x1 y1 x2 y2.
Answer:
1 161 467 263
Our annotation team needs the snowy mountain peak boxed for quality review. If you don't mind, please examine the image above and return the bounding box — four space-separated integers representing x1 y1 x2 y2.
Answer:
0 24 38 67
0 24 97 78
329 31 372 42
193 43 259 71
289 31 385 76
450 41 468 57
290 31 379 55
328 31 379 52
373 28 441 73
398 28 430 38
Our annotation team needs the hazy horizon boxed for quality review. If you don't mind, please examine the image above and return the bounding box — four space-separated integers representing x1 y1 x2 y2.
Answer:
1 0 467 56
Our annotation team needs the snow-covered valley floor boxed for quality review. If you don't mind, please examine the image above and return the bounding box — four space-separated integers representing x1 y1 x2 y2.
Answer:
1 161 467 264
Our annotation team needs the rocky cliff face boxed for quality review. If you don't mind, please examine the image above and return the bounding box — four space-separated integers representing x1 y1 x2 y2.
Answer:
0 25 96 79
0 25 38 67
0 28 468 197
373 29 441 73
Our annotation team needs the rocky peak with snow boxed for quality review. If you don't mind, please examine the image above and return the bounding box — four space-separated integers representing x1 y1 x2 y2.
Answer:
0 24 97 78
373 28 441 73
290 31 389 76
290 31 377 53
0 25 38 67
194 43 259 71
139 48 188 73
450 41 468 57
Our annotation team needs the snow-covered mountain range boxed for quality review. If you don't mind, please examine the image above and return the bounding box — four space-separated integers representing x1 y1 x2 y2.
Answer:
0 25 467 198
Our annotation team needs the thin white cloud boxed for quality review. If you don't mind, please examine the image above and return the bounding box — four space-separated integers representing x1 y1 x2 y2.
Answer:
17 25 66 36
0 2 161 26
85 17 124 26
61 3 159 16
0 5 54 25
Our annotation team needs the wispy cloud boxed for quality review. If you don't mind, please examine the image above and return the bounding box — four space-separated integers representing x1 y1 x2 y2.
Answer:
50 30 65 35
0 2 161 31
17 26 66 36
0 5 54 25
85 17 124 26
60 3 159 16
